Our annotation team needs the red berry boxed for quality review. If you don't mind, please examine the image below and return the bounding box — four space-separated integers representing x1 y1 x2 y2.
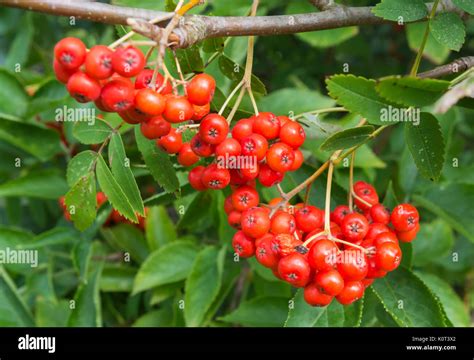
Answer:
396 223 419 243
232 231 255 258
295 205 324 233
163 96 194 123
53 59 75 84
270 211 296 235
353 181 379 211
391 203 419 232
373 231 398 247
199 114 229 145
140 115 171 139
258 164 284 187
227 210 242 229
241 207 271 238
201 163 231 190
240 163 260 180
315 269 345 296
240 134 268 161
278 115 291 126
366 223 391 241
191 103 210 121
135 89 166 116
231 118 254 141
112 45 145 77
85 45 114 79
190 134 215 157
119 106 150 124
375 242 402 271
266 142 295 173
187 73 216 106
156 128 183 154
341 213 369 242
370 204 391 224
366 257 387 279
255 234 280 268
330 205 351 226
291 149 304 171
362 278 374 288
66 72 101 103
336 250 368 281
188 166 206 191
307 239 338 272
100 78 135 111
135 69 172 94
304 283 333 306
215 138 241 158
96 192 108 208
278 253 311 288
54 37 86 70
224 195 234 215
177 143 200 167
336 281 364 305
279 121 305 148
275 233 302 257
252 112 280 140
231 185 259 212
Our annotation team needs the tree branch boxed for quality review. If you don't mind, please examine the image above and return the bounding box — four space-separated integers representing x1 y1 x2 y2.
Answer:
308 0 337 11
0 0 465 48
418 56 474 79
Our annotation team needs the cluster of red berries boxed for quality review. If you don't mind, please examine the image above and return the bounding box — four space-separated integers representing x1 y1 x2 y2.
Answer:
230 181 420 307
59 192 147 230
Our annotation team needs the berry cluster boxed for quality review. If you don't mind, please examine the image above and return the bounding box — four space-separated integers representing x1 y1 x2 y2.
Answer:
230 181 420 307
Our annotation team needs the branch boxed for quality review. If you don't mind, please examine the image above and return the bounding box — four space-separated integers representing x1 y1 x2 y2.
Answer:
308 0 337 11
418 56 474 79
1 0 465 48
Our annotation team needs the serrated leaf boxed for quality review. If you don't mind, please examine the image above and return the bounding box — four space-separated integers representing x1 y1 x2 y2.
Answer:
65 172 97 231
344 298 364 327
326 75 400 125
453 0 474 14
108 132 144 216
73 119 112 145
377 76 450 107
0 170 68 199
405 113 445 181
145 206 177 251
320 125 374 151
406 22 450 64
67 150 96 187
135 127 179 193
371 267 446 327
372 0 428 22
430 13 466 52
133 241 198 294
218 55 266 95
184 246 225 326
220 297 288 327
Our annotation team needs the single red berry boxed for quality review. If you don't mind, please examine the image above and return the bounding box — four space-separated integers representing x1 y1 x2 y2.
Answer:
135 89 166 116
373 231 398 247
240 163 260 180
232 231 255 258
231 185 259 212
375 242 402 271
135 69 172 94
307 239 338 272
266 142 295 173
199 114 229 145
231 118 254 141
119 106 150 124
370 204 391 224
215 138 241 159
85 45 114 79
291 149 304 171
54 37 86 70
227 211 242 229
140 115 171 139
315 269 345 296
391 203 419 232
366 257 387 279
177 143 200 167
229 169 247 186
365 223 391 241
188 166 206 191
191 103 210 121
252 112 280 140
186 73 216 106
156 128 183 154
100 78 135 111
224 195 234 215
275 233 302 257
278 115 291 126
335 281 364 305
330 205 351 226
353 181 379 211
396 223 419 243
255 234 280 268
53 59 75 84
163 96 194 123
190 134 215 157
96 192 108 208
341 213 369 242
295 205 324 233
66 72 101 103
279 121 306 148
336 250 368 281
112 45 145 77
270 211 296 235
304 282 333 306
241 207 271 238
362 278 374 288
278 253 311 288
240 134 268 161
201 163 231 190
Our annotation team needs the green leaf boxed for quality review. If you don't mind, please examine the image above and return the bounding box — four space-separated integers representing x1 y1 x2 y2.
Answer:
0 170 68 199
326 75 400 125
430 13 466 52
412 220 454 266
220 297 288 327
405 113 445 181
65 172 97 231
415 271 470 327
372 0 428 22
100 265 136 292
145 206 177 251
67 150 97 187
133 241 199 294
344 298 364 327
0 70 29 118
133 308 175 327
218 55 266 95
371 267 446 327
67 264 103 327
406 22 450 64
108 132 144 216
376 76 450 107
184 246 225 326
150 282 183 305
101 223 149 263
72 240 92 283
5 13 34 70
135 127 179 193
96 154 137 222
452 0 474 14
174 45 204 74
314 301 345 327
72 119 112 145
0 117 62 161
35 299 71 327
0 267 34 326
202 37 225 53
320 125 374 151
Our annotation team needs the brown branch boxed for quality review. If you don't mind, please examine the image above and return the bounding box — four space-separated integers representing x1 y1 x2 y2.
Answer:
418 56 474 79
308 0 337 11
0 0 465 48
